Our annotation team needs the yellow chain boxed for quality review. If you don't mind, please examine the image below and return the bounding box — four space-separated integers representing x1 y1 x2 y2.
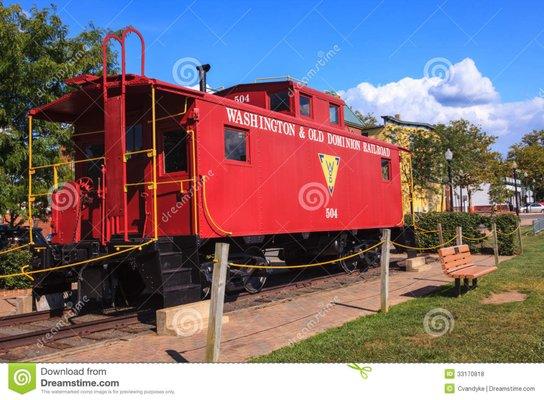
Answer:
391 235 457 251
228 240 384 269
0 240 155 280
0 243 30 256
462 232 492 241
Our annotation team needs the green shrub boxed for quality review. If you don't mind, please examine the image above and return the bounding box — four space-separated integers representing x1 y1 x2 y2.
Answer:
0 249 33 289
405 212 520 256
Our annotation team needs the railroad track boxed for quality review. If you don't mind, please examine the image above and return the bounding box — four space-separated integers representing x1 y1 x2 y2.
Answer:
0 311 148 352
0 309 65 327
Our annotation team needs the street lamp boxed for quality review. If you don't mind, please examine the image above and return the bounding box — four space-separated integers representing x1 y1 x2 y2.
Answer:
512 161 519 216
524 171 529 212
445 149 454 212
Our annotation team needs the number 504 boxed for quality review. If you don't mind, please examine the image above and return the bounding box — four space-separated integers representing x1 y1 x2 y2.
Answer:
325 208 338 219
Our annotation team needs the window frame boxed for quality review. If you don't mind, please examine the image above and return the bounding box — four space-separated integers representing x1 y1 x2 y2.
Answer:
126 123 143 152
381 158 391 181
160 128 189 176
268 89 292 114
224 126 250 166
298 93 313 119
329 103 340 125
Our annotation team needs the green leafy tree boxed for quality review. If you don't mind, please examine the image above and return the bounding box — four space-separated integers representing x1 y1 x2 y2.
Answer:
432 120 500 208
353 110 378 128
0 2 116 226
509 130 544 201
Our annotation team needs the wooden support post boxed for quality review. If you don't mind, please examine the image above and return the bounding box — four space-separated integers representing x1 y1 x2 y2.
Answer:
437 223 444 247
380 229 391 313
492 222 499 267
456 226 463 246
516 225 523 255
205 242 229 362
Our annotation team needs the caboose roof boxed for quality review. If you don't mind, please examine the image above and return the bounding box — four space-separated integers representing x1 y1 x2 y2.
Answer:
216 80 344 104
28 74 205 123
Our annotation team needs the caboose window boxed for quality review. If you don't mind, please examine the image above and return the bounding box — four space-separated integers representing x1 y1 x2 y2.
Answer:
126 123 142 151
224 127 248 162
329 104 339 124
163 130 187 173
299 94 311 117
269 90 290 112
381 158 391 181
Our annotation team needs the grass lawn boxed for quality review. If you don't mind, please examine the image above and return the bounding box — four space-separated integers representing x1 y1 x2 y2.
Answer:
255 231 544 363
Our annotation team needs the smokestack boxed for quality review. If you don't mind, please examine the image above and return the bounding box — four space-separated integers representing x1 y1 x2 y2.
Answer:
196 64 211 92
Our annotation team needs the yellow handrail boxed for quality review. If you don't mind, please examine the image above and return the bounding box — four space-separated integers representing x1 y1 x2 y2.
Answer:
151 86 158 240
124 148 154 160
124 179 193 193
202 175 231 236
187 129 199 235
28 116 33 245
31 156 104 171
147 97 189 123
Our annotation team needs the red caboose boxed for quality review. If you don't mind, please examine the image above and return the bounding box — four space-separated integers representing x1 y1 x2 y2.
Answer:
28 27 406 309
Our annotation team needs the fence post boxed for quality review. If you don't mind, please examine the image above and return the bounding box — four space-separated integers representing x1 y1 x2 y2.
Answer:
456 226 463 246
437 223 444 247
205 242 229 362
492 222 499 267
516 225 523 255
380 229 391 313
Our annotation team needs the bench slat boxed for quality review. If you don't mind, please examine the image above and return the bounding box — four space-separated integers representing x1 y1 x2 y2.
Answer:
438 245 470 257
438 245 496 280
448 265 497 278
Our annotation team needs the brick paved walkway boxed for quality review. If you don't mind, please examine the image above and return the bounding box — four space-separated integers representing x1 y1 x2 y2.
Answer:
35 254 502 363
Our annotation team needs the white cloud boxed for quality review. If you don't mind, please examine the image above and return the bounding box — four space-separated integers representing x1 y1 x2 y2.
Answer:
339 58 544 152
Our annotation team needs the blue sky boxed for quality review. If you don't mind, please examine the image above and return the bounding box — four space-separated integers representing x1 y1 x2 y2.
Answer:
11 0 544 152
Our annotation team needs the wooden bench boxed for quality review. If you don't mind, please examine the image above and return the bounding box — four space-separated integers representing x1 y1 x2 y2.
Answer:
438 245 497 296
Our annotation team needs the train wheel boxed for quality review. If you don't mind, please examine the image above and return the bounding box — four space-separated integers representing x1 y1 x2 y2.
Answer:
243 268 268 294
240 247 269 294
338 251 364 274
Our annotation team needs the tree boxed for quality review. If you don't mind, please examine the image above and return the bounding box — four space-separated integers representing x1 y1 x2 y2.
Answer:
353 110 377 128
433 120 500 207
509 130 544 201
0 2 116 226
